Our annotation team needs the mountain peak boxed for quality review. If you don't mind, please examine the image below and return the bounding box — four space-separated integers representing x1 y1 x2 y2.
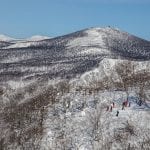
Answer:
26 35 51 41
0 34 15 42
88 26 121 31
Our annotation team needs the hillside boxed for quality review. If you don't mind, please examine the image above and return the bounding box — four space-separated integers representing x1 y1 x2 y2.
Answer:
0 27 150 150
0 27 150 83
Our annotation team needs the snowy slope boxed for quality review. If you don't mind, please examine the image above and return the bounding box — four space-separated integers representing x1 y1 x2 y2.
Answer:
0 41 12 48
0 27 150 82
26 35 51 41
4 41 39 49
81 58 150 83
0 27 150 150
0 34 51 49
0 34 51 42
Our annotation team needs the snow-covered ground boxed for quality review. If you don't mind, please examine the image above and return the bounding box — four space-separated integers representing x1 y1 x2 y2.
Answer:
0 61 150 149
26 35 51 42
40 89 150 150
0 27 150 150
4 41 38 49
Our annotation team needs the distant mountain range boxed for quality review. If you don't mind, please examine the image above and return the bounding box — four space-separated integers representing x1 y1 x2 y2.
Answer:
0 34 51 42
0 34 51 49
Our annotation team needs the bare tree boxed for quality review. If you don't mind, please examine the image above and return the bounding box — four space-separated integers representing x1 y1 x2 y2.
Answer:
115 61 136 100
86 102 112 149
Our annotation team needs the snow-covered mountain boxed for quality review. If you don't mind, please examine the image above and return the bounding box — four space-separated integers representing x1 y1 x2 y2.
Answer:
0 34 16 42
0 34 51 49
0 34 51 42
26 35 51 41
3 35 51 49
0 27 150 82
0 27 150 150
0 34 15 48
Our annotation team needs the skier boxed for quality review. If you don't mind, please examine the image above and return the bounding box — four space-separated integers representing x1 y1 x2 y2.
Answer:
122 102 125 110
116 110 119 117
128 102 131 107
139 100 142 106
110 105 113 112
112 102 115 108
125 100 128 107
106 106 109 111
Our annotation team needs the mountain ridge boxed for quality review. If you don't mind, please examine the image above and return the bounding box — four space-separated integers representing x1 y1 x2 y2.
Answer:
0 34 51 41
0 27 150 82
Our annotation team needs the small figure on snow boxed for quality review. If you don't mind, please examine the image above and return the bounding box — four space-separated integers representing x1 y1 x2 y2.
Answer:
112 102 115 108
110 105 113 112
139 100 142 106
116 110 119 117
106 106 109 111
125 100 128 107
128 102 131 107
122 102 125 110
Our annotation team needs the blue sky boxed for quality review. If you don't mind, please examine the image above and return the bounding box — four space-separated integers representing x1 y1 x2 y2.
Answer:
0 0 150 40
